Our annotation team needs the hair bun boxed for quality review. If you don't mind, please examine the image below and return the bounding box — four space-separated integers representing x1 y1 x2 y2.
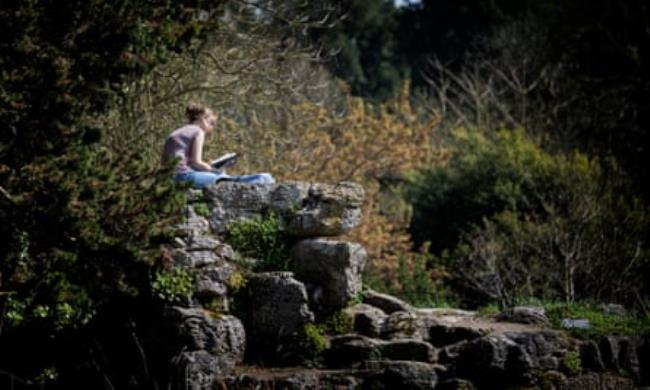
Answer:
186 102 207 122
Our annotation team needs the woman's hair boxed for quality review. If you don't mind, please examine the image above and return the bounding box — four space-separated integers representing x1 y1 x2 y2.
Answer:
186 102 210 122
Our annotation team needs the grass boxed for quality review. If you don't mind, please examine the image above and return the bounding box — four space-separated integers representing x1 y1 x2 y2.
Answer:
478 300 650 339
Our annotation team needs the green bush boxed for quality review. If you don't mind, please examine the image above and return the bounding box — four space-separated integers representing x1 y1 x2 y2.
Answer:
364 249 458 308
151 268 193 304
545 302 650 339
225 212 292 272
405 129 649 307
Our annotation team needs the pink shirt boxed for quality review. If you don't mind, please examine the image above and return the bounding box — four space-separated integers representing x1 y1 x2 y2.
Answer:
161 125 202 174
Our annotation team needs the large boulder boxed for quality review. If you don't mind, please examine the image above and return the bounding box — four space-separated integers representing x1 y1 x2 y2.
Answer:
599 335 643 383
428 323 487 348
451 331 572 388
363 289 414 314
204 182 274 233
236 272 314 363
284 182 364 237
238 272 314 338
344 303 387 337
291 239 367 312
362 361 438 390
163 307 245 389
202 181 364 236
495 306 550 326
164 307 246 360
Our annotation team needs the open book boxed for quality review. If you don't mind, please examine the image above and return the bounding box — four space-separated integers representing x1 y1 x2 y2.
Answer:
211 152 238 170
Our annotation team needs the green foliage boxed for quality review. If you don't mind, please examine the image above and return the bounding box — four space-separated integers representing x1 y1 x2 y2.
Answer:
225 212 291 272
151 268 193 304
298 323 328 357
364 249 458 308
310 0 404 101
545 302 650 339
560 350 582 375
406 128 649 307
192 202 211 218
321 310 354 335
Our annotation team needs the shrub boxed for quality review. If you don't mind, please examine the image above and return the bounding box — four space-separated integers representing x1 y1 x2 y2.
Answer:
406 129 649 307
151 268 193 304
225 212 291 272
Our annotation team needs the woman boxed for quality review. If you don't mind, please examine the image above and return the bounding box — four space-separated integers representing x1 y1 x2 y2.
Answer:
161 103 274 188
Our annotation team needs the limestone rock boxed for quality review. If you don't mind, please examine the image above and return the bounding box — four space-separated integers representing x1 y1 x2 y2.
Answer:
382 310 426 340
291 239 367 311
172 206 211 239
239 272 314 339
563 373 637 389
165 307 245 360
495 306 550 326
286 182 364 237
175 350 233 390
380 339 437 363
203 181 364 237
193 263 236 311
599 336 642 382
324 334 383 368
204 182 274 233
171 248 221 268
428 323 487 348
362 361 438 390
451 331 572 387
344 303 387 337
363 289 414 314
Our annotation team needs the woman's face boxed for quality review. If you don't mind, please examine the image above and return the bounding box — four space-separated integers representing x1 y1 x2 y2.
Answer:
200 110 217 133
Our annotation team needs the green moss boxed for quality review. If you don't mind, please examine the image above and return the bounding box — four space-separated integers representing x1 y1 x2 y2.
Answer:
561 350 582 375
151 267 193 304
545 302 650 339
322 310 354 335
225 212 292 272
192 202 211 218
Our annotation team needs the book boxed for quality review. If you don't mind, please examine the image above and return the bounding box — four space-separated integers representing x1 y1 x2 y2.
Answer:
211 152 238 169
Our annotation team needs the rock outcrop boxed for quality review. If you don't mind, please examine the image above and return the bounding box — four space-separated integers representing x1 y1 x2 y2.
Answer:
155 181 649 389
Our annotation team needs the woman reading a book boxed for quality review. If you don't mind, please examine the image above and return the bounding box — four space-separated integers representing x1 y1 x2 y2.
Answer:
161 103 275 188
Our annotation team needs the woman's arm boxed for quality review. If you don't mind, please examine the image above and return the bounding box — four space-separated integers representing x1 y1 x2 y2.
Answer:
189 131 215 171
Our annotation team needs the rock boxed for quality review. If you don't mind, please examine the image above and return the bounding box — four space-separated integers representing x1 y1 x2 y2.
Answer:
563 373 637 389
362 361 438 390
363 289 414 314
203 181 364 237
268 181 310 214
164 307 246 360
324 334 383 368
599 336 642 382
579 340 605 372
286 182 364 237
344 304 387 337
382 310 426 340
428 324 487 348
172 206 211 238
193 263 236 311
561 318 591 330
600 303 626 316
452 331 572 387
171 248 221 268
239 272 314 338
174 350 236 390
291 239 367 312
495 306 550 326
379 339 437 363
185 234 221 251
204 182 274 233
436 378 477 390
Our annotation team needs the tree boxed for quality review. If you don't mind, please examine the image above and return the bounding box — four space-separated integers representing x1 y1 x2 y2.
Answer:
0 0 223 385
406 129 648 308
